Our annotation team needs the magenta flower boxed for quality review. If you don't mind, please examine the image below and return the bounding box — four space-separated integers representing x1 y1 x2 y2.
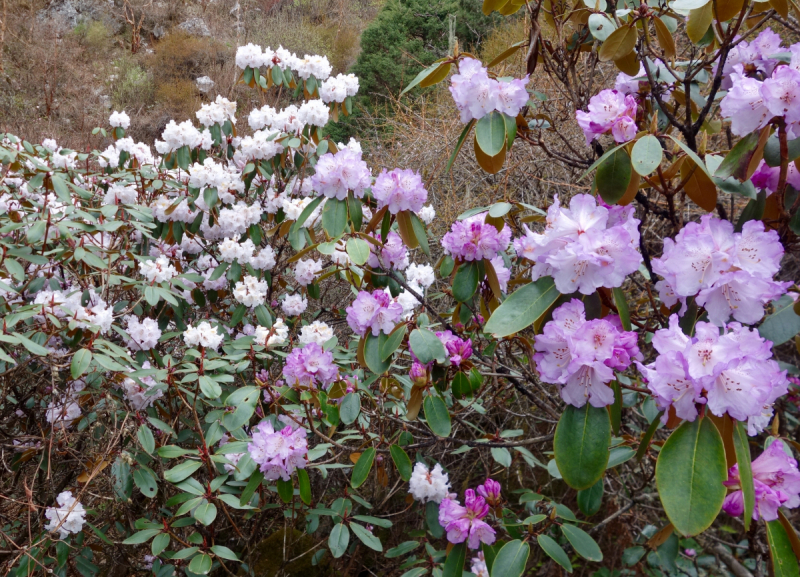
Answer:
367 231 409 271
436 331 473 366
282 342 339 389
441 213 512 262
410 362 427 385
372 168 428 214
722 439 800 522
345 290 404 337
438 489 496 549
247 421 308 481
751 160 800 195
476 478 502 508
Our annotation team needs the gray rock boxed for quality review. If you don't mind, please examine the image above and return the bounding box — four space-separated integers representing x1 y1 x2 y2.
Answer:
177 17 211 37
37 0 122 34
152 24 165 39
196 76 215 93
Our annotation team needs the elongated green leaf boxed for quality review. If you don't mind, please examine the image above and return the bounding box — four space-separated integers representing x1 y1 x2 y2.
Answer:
491 539 530 577
423 395 451 437
277 477 293 502
123 529 161 545
446 119 476 174
732 421 755 531
668 135 713 179
554 404 611 490
351 447 376 488
596 147 632 205
322 198 348 238
239 470 263 507
164 460 203 484
612 287 631 331
538 534 572 573
760 295 800 346
764 134 800 167
380 325 407 362
346 237 370 265
577 479 604 516
350 522 383 552
340 393 361 425
716 131 760 180
188 553 212 575
766 520 800 577
298 469 312 505
484 276 559 337
137 425 155 454
71 349 92 379
561 524 603 561
193 501 217 525
655 418 727 536
329 523 350 558
475 111 507 157
365 331 391 374
401 59 448 95
390 445 413 481
443 542 468 577
452 261 480 302
409 328 447 364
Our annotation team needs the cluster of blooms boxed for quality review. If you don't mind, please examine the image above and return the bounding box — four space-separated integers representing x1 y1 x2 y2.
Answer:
310 148 372 200
406 263 436 288
294 258 323 286
239 320 289 347
717 29 785 89
45 491 86 539
282 342 339 389
298 321 334 346
575 89 637 145
438 482 497 549
636 316 787 433
102 182 138 205
34 287 115 335
124 316 162 350
449 58 530 123
139 255 178 284
514 194 642 295
652 215 788 326
247 102 330 133
98 136 156 168
534 299 641 408
233 275 269 308
120 362 163 410
614 63 674 100
195 96 237 128
282 294 308 316
722 439 800 521
183 321 224 350
436 331 473 366
372 169 429 214
346 290 404 336
470 553 489 577
319 73 359 103
235 43 331 81
218 237 276 270
720 42 800 136
46 381 83 430
408 462 451 503
750 159 800 195
155 120 205 154
108 110 131 129
247 420 308 481
441 213 512 262
367 231 409 271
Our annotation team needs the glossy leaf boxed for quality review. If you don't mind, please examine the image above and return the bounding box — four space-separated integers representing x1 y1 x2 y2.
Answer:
322 198 348 238
759 295 800 346
766 520 800 577
554 404 611 490
491 539 530 577
364 331 392 374
340 393 361 425
452 261 480 302
329 523 350 558
70 349 92 379
475 111 507 157
390 445 413 481
443 542 468 577
484 276 559 337
409 328 447 364
561 524 603 561
298 469 312 505
732 420 755 530
596 147 632 205
423 395 451 437
577 479 604 516
351 447 376 488
538 534 572 573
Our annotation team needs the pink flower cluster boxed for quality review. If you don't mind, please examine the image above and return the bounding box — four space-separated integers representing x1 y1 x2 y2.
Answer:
345 290 404 336
436 331 473 366
723 439 800 522
367 231 409 271
652 215 788 326
534 299 641 408
310 148 371 200
247 420 308 481
449 58 530 123
372 168 428 214
515 194 642 295
282 342 339 389
717 28 785 90
636 316 787 433
438 480 499 549
720 46 800 137
575 89 637 145
441 213 512 262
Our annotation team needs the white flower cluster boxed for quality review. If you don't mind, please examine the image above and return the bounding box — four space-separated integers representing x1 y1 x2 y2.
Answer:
406 263 436 288
320 73 359 103
120 362 163 410
239 130 285 161
33 287 114 334
233 275 269 308
294 258 323 286
282 294 308 316
183 321 224 350
109 110 131 129
217 237 276 270
408 462 451 504
46 380 85 430
98 137 156 168
188 158 244 201
45 491 86 539
155 120 204 154
235 43 331 81
299 321 334 346
196 95 237 128
125 316 162 350
254 318 289 347
102 182 138 205
139 256 177 284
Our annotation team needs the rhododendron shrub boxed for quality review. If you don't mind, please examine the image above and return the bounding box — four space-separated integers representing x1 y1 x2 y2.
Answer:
2 6 800 575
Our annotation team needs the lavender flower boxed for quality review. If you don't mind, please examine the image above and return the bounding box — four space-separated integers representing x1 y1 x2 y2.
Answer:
247 420 308 481
282 342 339 389
438 489 496 549
345 290 404 337
372 168 428 214
441 213 512 262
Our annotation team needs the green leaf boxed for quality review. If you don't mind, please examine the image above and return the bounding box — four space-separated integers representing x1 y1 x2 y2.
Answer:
346 237 370 265
655 417 727 536
328 523 350 558
187 553 212 575
351 447 376 488
389 445 412 481
409 328 447 364
667 135 713 180
426 500 444 538
289 196 324 248
198 376 222 400
631 135 663 176
111 457 133 501
716 131 760 179
71 349 92 379
386 541 420 558
452 261 480 302
491 539 530 577
442 542 467 577
364 332 391 374
764 133 800 167
410 212 430 256
612 287 631 331
554 404 611 490
491 447 512 468
732 420 755 531
123 529 162 544
760 295 800 346
401 59 448 95
446 119 476 174
561 524 603 561
380 325 407 362
322 198 348 237
193 500 217 525
537 535 572 573
423 395 451 437
340 393 361 425
298 469 312 505
596 147 632 204
239 470 263 507
137 425 155 455
577 479 604 516
16 334 50 356
133 467 158 498
484 277 559 337
210 545 239 561
350 522 383 552
766 520 800 577
164 460 203 484
475 111 507 157
277 477 293 503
